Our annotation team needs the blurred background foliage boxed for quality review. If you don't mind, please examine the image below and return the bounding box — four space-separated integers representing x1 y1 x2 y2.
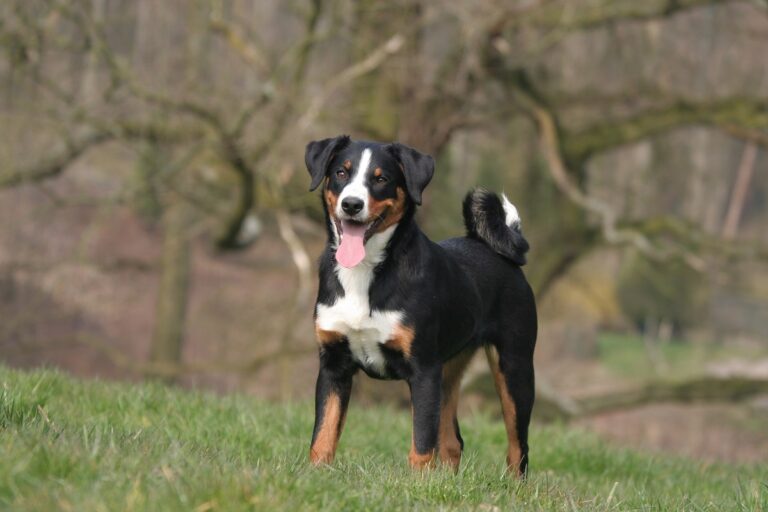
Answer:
1 0 767 462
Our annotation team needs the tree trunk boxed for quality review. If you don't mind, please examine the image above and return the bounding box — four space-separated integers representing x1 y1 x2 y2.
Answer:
149 191 191 384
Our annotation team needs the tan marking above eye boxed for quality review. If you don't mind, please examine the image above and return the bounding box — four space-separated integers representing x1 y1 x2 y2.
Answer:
374 168 383 178
343 160 352 171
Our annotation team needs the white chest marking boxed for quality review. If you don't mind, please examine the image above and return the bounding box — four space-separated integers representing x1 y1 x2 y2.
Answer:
315 224 402 374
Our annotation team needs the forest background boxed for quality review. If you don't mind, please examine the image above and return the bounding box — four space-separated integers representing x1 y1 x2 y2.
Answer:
2 0 768 463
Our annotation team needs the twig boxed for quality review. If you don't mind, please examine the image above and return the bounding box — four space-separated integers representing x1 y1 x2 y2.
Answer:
511 82 708 270
275 210 312 310
722 142 758 239
0 130 112 188
297 34 405 131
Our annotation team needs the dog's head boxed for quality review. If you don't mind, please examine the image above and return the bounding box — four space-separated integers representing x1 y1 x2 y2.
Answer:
305 136 434 267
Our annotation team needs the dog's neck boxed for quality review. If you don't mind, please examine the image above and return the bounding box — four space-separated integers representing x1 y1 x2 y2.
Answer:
328 213 420 314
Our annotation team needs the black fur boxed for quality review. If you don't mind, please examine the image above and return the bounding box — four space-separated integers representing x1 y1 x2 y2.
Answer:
385 142 435 204
305 135 351 191
463 188 529 266
306 138 537 475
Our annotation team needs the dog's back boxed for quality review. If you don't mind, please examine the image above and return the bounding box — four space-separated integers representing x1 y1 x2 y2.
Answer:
440 189 537 355
438 189 537 474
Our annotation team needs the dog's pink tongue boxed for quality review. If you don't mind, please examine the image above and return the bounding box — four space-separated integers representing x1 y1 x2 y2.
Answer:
337 221 367 268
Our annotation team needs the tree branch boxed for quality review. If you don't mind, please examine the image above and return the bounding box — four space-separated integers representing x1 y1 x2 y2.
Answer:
297 33 405 131
208 17 270 74
513 82 768 268
0 130 111 188
563 98 768 166
466 371 768 421
496 0 765 34
215 0 326 248
511 81 704 264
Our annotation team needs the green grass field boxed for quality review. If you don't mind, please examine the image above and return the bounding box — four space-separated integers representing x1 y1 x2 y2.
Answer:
1 366 765 511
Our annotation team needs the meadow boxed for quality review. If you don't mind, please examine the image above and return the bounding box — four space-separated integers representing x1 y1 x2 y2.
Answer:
1 366 765 511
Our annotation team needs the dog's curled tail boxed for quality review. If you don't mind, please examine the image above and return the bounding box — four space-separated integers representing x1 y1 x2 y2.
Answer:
462 188 529 266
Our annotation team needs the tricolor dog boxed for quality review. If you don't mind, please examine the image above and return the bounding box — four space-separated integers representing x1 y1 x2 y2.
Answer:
305 136 537 476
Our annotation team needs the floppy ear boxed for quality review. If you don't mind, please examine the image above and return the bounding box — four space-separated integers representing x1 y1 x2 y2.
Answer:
305 135 351 191
386 142 435 205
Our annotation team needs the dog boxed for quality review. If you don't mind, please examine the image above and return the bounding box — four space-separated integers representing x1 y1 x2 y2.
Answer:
305 136 537 476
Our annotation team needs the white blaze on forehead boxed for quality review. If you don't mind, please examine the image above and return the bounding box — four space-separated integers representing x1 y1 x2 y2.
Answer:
336 148 372 219
356 148 372 177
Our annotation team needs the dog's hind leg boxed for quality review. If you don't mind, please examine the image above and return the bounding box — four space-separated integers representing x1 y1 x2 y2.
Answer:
438 347 476 471
484 343 535 477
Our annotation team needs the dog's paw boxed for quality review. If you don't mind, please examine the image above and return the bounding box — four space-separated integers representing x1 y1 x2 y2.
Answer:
309 449 335 466
408 450 436 470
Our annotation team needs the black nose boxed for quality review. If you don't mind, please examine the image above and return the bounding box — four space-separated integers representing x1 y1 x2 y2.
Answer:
341 197 364 215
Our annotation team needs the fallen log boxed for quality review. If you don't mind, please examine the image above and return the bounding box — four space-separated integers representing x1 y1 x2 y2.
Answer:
465 374 768 422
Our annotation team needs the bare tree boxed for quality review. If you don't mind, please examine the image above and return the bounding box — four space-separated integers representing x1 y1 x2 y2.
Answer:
1 0 766 399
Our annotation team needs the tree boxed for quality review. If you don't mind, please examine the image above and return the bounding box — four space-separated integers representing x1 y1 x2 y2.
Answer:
1 0 767 391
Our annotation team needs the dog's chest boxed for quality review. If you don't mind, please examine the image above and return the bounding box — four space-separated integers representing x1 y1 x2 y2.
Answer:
315 263 403 375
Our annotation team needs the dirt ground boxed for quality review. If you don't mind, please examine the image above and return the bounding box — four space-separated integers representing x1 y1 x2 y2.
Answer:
575 402 768 464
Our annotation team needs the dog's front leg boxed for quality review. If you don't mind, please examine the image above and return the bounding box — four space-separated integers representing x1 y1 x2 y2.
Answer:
309 348 353 466
408 364 442 469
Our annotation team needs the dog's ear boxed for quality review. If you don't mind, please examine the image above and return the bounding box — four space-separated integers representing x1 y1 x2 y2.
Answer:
305 135 350 191
385 142 435 205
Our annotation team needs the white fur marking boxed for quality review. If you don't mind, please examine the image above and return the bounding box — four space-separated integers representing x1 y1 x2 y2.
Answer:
501 194 521 228
330 219 340 248
315 224 401 375
336 148 372 221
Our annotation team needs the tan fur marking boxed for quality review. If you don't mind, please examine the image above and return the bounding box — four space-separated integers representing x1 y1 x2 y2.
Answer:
368 187 407 234
409 431 436 470
438 349 475 471
310 393 343 465
485 345 523 477
342 159 352 171
409 449 436 469
315 326 343 345
438 396 461 469
324 187 339 220
373 167 382 177
366 196 395 223
384 323 415 358
407 404 435 469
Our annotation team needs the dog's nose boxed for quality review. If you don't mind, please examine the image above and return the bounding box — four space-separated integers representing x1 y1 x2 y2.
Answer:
341 197 364 215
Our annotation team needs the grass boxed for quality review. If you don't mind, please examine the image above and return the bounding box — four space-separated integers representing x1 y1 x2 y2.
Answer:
1 366 766 511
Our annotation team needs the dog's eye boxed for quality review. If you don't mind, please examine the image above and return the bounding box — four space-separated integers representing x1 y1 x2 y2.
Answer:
375 175 388 184
336 169 347 179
